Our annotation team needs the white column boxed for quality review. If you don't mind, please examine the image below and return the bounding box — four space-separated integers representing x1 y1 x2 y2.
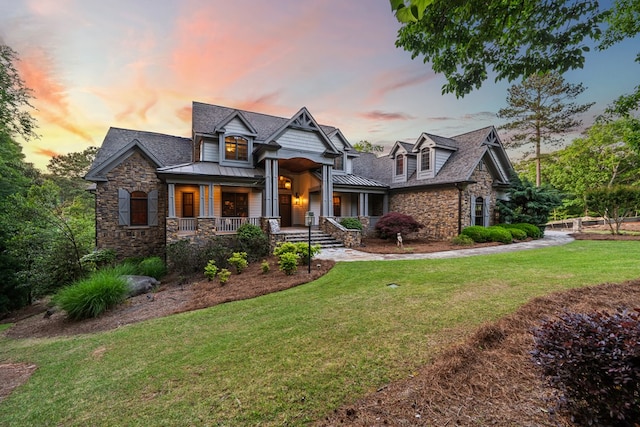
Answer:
168 184 176 217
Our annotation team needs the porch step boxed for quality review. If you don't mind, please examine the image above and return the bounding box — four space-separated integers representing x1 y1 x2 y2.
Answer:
283 230 344 249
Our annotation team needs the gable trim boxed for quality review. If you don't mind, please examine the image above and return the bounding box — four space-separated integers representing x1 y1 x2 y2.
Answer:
264 107 339 154
85 139 163 181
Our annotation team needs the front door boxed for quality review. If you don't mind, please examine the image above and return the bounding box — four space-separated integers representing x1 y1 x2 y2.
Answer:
279 194 292 227
182 192 194 217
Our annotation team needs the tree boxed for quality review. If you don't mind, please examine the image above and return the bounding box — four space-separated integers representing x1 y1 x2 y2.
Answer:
391 0 604 97
353 140 384 154
0 44 38 140
497 173 561 229
585 186 640 234
497 71 594 187
46 146 98 202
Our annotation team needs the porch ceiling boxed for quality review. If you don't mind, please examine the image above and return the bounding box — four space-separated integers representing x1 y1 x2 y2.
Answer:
279 158 320 173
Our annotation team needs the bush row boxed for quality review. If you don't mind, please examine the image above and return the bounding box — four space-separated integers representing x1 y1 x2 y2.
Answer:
460 223 542 244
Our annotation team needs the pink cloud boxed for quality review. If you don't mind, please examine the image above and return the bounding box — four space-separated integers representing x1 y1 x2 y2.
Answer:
368 67 437 103
359 111 416 121
34 147 60 158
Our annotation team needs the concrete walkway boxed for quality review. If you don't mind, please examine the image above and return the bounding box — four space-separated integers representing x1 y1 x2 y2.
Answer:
315 230 574 262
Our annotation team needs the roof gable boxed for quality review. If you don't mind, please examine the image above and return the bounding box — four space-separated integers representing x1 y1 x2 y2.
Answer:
389 141 414 157
413 133 458 152
217 110 258 136
264 107 339 154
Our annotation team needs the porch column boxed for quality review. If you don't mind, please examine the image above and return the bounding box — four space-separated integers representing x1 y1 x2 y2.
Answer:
199 185 206 217
265 159 279 217
359 193 368 216
321 164 333 217
208 183 214 217
168 183 176 217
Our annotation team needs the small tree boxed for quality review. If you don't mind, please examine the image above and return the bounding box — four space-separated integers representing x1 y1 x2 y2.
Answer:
375 212 423 239
585 186 640 234
497 173 561 230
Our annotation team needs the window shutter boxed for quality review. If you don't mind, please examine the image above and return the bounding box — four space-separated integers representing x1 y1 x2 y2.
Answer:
483 197 490 227
148 189 158 226
118 189 130 226
470 196 476 225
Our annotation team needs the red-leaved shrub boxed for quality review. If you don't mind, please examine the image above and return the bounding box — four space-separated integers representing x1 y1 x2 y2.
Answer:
374 212 423 239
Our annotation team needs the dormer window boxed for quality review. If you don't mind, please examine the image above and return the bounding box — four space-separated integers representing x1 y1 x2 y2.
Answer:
420 148 431 171
225 136 248 161
395 154 404 176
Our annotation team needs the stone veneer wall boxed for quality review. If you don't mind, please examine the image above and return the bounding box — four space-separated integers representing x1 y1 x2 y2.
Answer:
389 187 460 240
462 165 496 228
319 217 361 248
95 151 167 259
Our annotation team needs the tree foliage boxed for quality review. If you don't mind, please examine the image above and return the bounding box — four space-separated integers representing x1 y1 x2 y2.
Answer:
497 173 561 228
585 186 640 234
392 0 604 97
353 140 384 154
0 44 38 140
498 71 594 187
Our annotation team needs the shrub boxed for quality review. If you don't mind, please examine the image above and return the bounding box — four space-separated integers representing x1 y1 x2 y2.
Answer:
166 239 200 275
531 309 640 425
487 226 513 244
374 212 423 239
461 226 491 243
228 252 248 274
451 234 474 246
340 217 363 230
53 267 128 320
80 248 117 271
137 256 167 280
278 252 299 275
261 260 270 274
236 223 269 261
500 225 527 241
513 222 543 239
273 241 298 257
218 268 231 285
274 242 321 265
204 260 218 281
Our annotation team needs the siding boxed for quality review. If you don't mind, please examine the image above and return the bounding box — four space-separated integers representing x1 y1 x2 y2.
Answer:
175 185 200 217
277 129 326 152
407 155 417 178
249 191 262 217
225 117 251 134
434 148 451 174
202 141 219 162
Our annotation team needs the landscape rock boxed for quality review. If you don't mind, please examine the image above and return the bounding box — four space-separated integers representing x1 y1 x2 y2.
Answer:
123 275 160 298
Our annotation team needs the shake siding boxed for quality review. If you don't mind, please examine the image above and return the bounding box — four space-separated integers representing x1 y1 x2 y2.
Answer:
277 129 326 152
202 141 219 162
225 117 251 134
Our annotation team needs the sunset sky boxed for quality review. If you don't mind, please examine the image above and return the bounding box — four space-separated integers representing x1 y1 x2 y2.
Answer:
1 0 639 171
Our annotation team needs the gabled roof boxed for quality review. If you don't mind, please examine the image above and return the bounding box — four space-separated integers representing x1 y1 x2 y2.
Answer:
389 141 415 157
85 127 191 181
413 133 458 152
353 126 513 189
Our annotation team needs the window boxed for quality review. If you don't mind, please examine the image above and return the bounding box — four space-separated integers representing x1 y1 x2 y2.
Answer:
475 197 484 226
222 192 249 217
333 196 341 217
395 154 404 176
182 192 194 218
118 189 158 226
225 136 249 161
420 148 431 171
334 154 344 171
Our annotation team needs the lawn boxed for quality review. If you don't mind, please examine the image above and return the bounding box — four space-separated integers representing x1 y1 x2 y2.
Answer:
1 240 640 426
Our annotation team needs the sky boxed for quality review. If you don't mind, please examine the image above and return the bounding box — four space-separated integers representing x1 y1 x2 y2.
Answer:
1 0 639 171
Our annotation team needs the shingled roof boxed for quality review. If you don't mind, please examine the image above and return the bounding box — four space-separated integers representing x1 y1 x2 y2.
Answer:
85 127 191 181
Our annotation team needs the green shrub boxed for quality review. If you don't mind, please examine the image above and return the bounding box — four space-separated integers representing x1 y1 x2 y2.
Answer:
295 242 321 266
513 222 543 239
278 252 299 275
218 268 231 285
504 226 527 241
487 226 513 244
204 260 218 281
53 267 128 320
532 310 640 425
340 217 363 230
260 260 270 274
228 252 248 274
236 223 269 262
374 212 423 239
461 226 491 242
451 234 474 246
273 242 298 257
137 256 167 280
80 248 117 271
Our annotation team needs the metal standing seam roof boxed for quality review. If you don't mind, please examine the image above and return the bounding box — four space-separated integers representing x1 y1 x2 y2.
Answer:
332 173 388 188
157 162 265 179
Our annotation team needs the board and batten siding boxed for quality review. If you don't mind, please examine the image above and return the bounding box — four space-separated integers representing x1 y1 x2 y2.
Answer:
276 129 326 153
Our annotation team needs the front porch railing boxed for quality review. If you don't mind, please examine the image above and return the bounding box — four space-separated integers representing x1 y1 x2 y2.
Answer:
177 217 261 234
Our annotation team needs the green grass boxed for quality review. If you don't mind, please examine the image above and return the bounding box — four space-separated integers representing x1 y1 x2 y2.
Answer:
2 241 640 426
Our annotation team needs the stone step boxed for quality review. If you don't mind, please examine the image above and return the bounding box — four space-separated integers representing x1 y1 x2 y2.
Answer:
283 231 344 249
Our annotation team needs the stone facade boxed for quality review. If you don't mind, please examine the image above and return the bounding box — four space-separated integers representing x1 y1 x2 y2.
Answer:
319 217 362 248
95 151 167 259
462 164 497 227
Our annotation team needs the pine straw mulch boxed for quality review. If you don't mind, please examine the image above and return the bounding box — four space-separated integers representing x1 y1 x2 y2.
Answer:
318 280 640 426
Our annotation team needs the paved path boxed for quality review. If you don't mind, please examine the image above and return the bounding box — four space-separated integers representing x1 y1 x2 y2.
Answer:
315 231 574 262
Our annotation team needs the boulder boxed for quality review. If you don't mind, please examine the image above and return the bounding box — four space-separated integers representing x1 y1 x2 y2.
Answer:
123 275 160 298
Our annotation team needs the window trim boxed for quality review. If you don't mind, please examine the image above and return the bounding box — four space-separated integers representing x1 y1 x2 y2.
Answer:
420 148 431 172
223 135 249 162
395 154 404 176
221 191 249 217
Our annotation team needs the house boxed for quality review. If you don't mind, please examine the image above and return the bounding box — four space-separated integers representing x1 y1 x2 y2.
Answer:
85 102 513 259
352 127 514 240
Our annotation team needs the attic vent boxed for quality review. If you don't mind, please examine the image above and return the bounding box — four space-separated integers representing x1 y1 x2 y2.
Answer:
293 112 316 130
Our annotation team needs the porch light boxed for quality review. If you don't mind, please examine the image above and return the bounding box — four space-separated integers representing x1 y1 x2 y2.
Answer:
294 192 300 205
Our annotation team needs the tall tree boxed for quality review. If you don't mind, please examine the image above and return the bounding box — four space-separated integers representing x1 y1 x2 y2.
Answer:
47 146 98 202
352 140 384 154
391 0 604 97
0 44 38 140
497 71 594 187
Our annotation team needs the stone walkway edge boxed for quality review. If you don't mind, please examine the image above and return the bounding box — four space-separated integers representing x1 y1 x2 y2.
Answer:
314 231 574 262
